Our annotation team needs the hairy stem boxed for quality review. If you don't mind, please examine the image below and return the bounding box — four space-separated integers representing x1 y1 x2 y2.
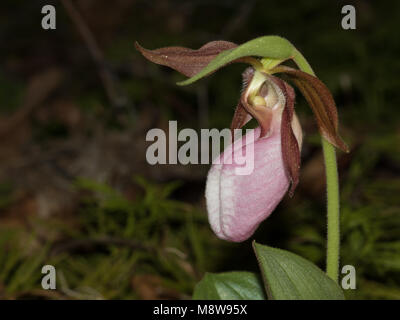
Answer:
292 48 340 282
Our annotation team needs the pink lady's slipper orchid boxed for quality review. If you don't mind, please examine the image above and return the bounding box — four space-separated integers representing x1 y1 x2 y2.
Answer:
205 68 303 241
136 39 348 242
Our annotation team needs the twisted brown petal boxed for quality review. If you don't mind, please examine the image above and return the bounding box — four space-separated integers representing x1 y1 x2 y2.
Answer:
270 77 300 196
230 102 250 138
230 67 254 137
135 41 237 77
272 66 349 153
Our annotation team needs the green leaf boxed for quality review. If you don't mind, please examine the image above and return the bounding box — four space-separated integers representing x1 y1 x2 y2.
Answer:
192 271 266 300
178 36 295 86
253 242 345 300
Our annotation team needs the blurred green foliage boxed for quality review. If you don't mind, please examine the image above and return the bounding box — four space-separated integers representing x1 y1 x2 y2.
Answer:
0 168 399 299
0 177 212 299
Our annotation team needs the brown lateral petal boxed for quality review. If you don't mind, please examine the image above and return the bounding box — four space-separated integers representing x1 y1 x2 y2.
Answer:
272 66 349 153
230 67 255 136
135 41 237 77
270 77 301 196
230 102 250 139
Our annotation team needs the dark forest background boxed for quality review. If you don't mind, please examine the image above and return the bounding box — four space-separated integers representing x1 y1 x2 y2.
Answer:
0 0 399 299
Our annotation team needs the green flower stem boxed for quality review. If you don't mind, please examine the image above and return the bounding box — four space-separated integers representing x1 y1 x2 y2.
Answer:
321 142 340 282
292 48 340 282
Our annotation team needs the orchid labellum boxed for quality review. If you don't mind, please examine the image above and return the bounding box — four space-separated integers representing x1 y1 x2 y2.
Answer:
136 37 348 243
